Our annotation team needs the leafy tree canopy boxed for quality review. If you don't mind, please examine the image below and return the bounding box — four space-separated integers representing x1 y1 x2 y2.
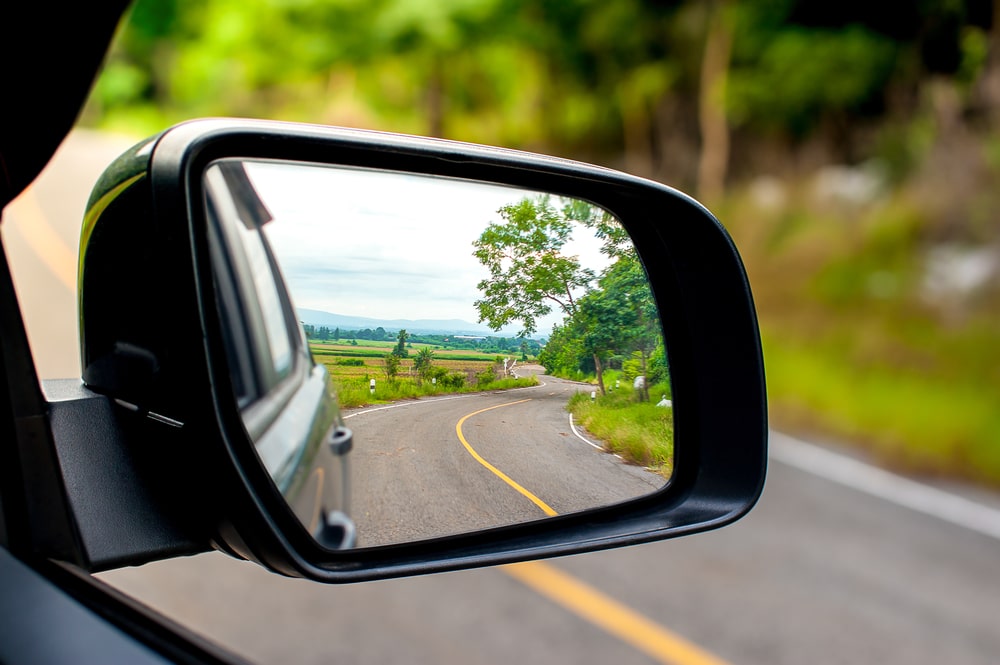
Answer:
473 195 595 336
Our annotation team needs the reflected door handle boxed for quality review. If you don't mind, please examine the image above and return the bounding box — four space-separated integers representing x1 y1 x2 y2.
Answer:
316 509 356 550
328 425 353 456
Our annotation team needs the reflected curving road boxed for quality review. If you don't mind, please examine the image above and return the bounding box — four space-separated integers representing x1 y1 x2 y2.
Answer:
345 376 664 548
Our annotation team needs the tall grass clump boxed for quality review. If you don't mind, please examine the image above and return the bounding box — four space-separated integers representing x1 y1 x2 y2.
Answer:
567 384 674 479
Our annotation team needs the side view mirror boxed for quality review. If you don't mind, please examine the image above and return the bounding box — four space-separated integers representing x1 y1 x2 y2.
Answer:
62 118 765 582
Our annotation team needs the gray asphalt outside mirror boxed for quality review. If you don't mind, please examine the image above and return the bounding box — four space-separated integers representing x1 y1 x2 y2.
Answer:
205 158 673 550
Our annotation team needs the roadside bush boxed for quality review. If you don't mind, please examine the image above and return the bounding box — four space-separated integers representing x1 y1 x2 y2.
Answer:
428 366 449 382
477 365 497 386
439 372 466 389
621 354 643 382
647 345 669 385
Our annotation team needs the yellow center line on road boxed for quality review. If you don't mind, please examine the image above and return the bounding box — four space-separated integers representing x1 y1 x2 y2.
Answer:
456 399 732 665
455 399 557 516
502 561 731 665
5 188 78 293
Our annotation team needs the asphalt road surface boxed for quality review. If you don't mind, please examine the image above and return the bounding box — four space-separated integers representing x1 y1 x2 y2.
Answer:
345 376 665 547
3 130 999 665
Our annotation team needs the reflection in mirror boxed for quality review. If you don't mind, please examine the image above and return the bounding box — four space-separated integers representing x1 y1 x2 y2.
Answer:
206 159 672 550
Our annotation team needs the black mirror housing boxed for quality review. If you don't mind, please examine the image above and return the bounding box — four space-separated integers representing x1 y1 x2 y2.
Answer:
74 118 767 582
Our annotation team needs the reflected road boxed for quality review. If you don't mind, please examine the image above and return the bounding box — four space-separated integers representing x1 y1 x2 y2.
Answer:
345 377 664 548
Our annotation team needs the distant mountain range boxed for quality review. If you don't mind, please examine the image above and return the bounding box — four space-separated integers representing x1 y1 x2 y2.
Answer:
296 307 520 337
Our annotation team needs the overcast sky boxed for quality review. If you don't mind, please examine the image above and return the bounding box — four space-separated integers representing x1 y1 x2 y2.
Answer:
243 161 612 336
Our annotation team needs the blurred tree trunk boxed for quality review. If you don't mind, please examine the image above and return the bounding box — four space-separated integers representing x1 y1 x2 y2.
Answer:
974 0 1000 129
622 96 654 178
427 57 445 138
654 95 700 191
697 1 732 204
927 75 963 137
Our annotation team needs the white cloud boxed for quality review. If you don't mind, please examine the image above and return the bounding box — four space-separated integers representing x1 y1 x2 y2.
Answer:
243 161 612 335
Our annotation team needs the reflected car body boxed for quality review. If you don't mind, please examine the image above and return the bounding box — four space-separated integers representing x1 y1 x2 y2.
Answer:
204 161 354 549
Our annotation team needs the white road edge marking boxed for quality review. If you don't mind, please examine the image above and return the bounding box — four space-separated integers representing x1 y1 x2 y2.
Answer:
343 394 476 419
569 414 622 459
568 414 603 451
769 430 1000 541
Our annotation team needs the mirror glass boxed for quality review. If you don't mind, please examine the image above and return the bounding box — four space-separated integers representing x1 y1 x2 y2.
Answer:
205 158 673 550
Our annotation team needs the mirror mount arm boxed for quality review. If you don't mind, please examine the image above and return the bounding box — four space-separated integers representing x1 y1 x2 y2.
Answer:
42 380 212 571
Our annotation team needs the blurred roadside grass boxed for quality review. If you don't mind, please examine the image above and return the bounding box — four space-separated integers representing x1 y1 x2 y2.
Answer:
763 333 1000 485
719 180 1000 488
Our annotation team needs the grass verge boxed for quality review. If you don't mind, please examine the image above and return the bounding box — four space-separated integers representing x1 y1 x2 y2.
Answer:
566 384 674 480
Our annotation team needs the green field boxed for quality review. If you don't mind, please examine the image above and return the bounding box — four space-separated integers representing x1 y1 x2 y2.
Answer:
310 342 500 363
311 342 537 408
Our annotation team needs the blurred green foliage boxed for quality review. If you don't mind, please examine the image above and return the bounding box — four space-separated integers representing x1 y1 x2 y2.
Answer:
90 1 992 171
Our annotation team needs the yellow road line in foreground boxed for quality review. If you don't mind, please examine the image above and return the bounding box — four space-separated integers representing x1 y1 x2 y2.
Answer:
456 399 557 516
456 399 732 665
6 188 77 292
503 561 732 665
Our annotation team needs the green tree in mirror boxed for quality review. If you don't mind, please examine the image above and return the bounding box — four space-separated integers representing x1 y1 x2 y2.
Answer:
473 195 594 334
583 254 662 403
382 352 401 383
472 194 605 388
413 347 435 384
392 328 410 358
473 195 664 398
540 253 665 403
